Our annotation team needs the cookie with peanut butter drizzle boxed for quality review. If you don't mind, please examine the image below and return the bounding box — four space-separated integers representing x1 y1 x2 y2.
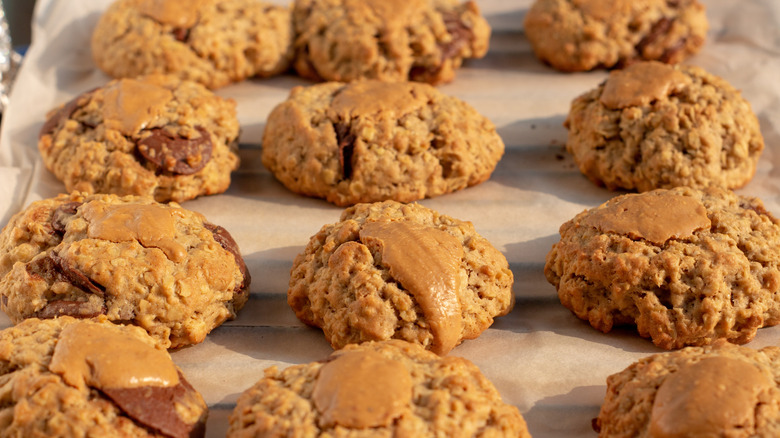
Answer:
38 75 240 203
545 186 780 349
594 341 780 437
0 192 250 348
524 0 707 72
288 201 514 355
262 80 505 206
292 0 490 84
565 61 764 192
227 340 531 437
91 0 292 89
0 317 207 437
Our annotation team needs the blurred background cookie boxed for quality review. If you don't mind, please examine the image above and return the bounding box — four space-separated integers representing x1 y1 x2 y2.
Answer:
228 340 530 437
0 317 207 437
91 0 293 89
0 192 250 349
289 201 514 355
262 80 504 206
564 61 764 191
292 0 490 84
524 0 707 71
38 75 240 202
545 186 780 349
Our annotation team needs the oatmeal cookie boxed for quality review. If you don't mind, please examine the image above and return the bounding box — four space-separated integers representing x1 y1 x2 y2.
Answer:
288 201 514 356
261 80 504 206
0 192 250 349
523 0 707 71
564 61 764 191
292 0 490 84
594 341 780 437
38 75 241 203
545 186 780 350
91 0 293 89
0 317 207 438
227 340 530 437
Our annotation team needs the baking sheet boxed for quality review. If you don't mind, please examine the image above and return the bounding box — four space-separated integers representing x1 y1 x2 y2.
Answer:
1 1 780 436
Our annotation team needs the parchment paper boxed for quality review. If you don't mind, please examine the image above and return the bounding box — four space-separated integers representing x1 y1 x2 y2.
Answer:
1 1 779 436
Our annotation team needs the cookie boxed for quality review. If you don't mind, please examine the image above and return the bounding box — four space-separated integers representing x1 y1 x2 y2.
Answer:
38 75 241 203
0 317 207 438
0 192 250 349
544 186 780 350
292 0 490 84
564 61 764 192
288 201 514 355
261 80 505 206
227 340 530 437
523 0 708 72
594 341 780 437
91 0 293 89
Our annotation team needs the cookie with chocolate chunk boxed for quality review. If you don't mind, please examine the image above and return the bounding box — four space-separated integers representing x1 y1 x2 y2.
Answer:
565 61 764 192
228 340 531 437
0 192 250 349
0 317 207 438
523 0 708 72
288 201 514 355
261 80 505 206
38 75 240 203
292 0 490 84
91 0 293 89
545 186 780 349
594 341 780 437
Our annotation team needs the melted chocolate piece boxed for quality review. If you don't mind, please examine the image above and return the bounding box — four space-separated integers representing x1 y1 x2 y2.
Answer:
39 91 95 138
335 122 356 180
102 372 206 438
441 11 471 61
172 27 190 42
636 17 674 56
34 300 107 319
204 223 251 294
27 253 105 297
136 126 212 175
51 202 83 236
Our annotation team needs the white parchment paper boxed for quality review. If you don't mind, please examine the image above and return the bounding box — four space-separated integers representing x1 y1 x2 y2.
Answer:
1 1 779 436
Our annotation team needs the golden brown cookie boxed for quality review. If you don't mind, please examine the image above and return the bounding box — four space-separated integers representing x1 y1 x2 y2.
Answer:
0 317 207 438
0 192 250 349
289 201 514 355
292 0 490 84
564 61 764 191
261 80 505 206
524 0 708 71
91 0 293 89
227 340 531 437
545 186 780 349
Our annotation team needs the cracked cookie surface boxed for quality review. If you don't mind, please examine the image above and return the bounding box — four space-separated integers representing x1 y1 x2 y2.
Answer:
594 342 780 437
564 61 764 192
288 201 514 355
0 192 250 349
524 0 707 71
292 0 490 84
38 75 240 203
228 340 530 437
261 80 504 206
545 186 780 350
0 317 207 438
91 0 293 89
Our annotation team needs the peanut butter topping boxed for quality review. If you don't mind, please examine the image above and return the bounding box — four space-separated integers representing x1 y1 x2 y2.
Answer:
581 192 710 245
359 220 463 355
332 81 425 119
137 0 206 28
49 323 180 391
600 61 691 109
575 0 630 20
649 356 773 438
102 78 173 135
82 201 187 262
312 350 412 429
